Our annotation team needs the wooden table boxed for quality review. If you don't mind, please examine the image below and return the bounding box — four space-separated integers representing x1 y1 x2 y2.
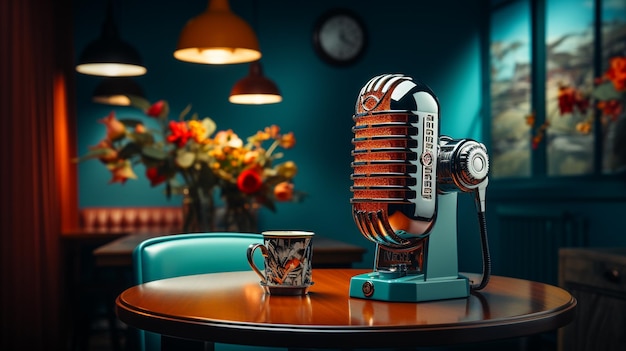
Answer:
94 234 366 268
116 269 577 350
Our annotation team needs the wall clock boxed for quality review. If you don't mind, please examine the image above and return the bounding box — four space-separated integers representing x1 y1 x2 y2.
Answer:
313 9 367 66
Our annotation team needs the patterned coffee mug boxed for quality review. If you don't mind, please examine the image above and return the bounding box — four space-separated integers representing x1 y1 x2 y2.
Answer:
247 231 314 288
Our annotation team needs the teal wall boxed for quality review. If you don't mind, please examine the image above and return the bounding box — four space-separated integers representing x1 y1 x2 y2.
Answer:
73 0 488 269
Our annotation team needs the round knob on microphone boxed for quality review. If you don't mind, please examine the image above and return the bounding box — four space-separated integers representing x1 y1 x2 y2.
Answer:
458 142 489 187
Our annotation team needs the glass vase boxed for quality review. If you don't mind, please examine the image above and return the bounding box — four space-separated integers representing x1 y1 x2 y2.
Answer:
221 193 258 233
182 186 215 233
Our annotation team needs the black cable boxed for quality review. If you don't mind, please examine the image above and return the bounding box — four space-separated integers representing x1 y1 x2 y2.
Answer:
470 211 491 290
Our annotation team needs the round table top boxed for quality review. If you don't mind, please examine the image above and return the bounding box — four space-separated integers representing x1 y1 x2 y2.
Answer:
116 268 576 349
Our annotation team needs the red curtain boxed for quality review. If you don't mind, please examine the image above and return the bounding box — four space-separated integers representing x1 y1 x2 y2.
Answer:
1 0 77 350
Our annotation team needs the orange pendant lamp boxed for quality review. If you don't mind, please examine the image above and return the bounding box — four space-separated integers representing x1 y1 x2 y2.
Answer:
229 61 282 104
174 0 261 64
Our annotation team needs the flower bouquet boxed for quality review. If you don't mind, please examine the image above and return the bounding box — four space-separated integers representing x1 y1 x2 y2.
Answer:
75 98 305 232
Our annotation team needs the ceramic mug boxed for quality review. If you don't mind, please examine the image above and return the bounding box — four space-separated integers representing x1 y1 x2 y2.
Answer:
247 231 314 290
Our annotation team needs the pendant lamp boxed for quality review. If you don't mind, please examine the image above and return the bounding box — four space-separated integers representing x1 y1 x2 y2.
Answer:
92 77 145 106
174 0 261 64
229 61 282 104
76 1 147 77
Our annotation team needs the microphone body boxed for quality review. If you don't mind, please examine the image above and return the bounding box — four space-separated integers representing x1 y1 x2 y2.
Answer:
349 73 492 299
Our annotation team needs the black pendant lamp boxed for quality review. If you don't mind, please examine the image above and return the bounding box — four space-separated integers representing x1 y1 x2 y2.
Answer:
76 1 147 77
229 61 282 104
92 77 145 106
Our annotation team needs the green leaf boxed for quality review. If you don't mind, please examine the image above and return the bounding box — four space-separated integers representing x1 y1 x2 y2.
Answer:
72 149 111 162
592 82 621 100
202 118 217 136
159 101 170 119
117 142 142 159
142 145 169 160
258 196 277 212
129 96 151 111
119 118 145 128
179 104 192 121
129 131 155 145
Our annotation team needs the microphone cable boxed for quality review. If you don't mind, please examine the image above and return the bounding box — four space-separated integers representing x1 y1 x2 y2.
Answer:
470 210 491 290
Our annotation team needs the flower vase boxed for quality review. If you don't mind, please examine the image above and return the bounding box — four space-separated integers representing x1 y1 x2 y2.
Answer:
182 187 216 233
221 194 258 233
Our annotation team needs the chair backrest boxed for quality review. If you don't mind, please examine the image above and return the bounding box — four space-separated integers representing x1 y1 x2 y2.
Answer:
132 232 264 351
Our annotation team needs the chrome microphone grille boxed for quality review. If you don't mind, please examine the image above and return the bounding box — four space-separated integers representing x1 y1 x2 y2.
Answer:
350 74 440 250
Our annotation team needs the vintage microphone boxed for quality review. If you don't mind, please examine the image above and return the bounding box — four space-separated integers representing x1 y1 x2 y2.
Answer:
349 74 490 301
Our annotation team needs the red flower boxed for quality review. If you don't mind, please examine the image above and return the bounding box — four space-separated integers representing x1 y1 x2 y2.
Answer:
146 100 167 118
237 169 263 194
166 121 190 148
574 91 589 114
557 86 576 115
597 100 623 121
605 56 626 92
531 135 542 150
146 167 167 186
557 85 589 115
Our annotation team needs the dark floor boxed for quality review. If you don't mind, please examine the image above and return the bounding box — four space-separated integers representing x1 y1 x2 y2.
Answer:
83 322 557 351
78 317 131 351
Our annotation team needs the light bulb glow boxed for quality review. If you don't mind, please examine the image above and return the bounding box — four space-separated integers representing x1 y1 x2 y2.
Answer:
92 94 132 106
76 63 147 77
229 93 283 105
174 47 261 65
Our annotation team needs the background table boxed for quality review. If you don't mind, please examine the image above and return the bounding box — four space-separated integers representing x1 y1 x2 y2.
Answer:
116 269 576 350
94 234 366 268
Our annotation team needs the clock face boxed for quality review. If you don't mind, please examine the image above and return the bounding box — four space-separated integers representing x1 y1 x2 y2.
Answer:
313 9 366 66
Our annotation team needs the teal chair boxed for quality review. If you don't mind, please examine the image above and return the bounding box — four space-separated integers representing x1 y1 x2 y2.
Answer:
132 232 283 351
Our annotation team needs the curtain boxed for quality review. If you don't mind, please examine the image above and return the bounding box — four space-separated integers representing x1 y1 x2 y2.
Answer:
1 0 77 350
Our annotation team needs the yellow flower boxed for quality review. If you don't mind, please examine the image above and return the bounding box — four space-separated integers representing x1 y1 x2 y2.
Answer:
106 159 137 184
243 150 259 164
277 161 298 179
188 120 207 143
576 121 592 134
253 130 271 142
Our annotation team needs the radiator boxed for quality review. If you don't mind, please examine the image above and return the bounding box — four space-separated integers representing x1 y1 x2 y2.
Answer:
496 206 588 285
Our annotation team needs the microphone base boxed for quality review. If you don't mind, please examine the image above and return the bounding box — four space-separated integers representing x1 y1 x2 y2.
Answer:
349 272 469 302
350 193 469 302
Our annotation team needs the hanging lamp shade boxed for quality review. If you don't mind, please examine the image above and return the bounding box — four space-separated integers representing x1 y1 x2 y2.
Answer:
229 61 282 104
92 77 145 106
174 0 261 64
76 2 147 77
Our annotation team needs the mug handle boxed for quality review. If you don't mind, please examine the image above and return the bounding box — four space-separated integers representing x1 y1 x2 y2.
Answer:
247 243 268 284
